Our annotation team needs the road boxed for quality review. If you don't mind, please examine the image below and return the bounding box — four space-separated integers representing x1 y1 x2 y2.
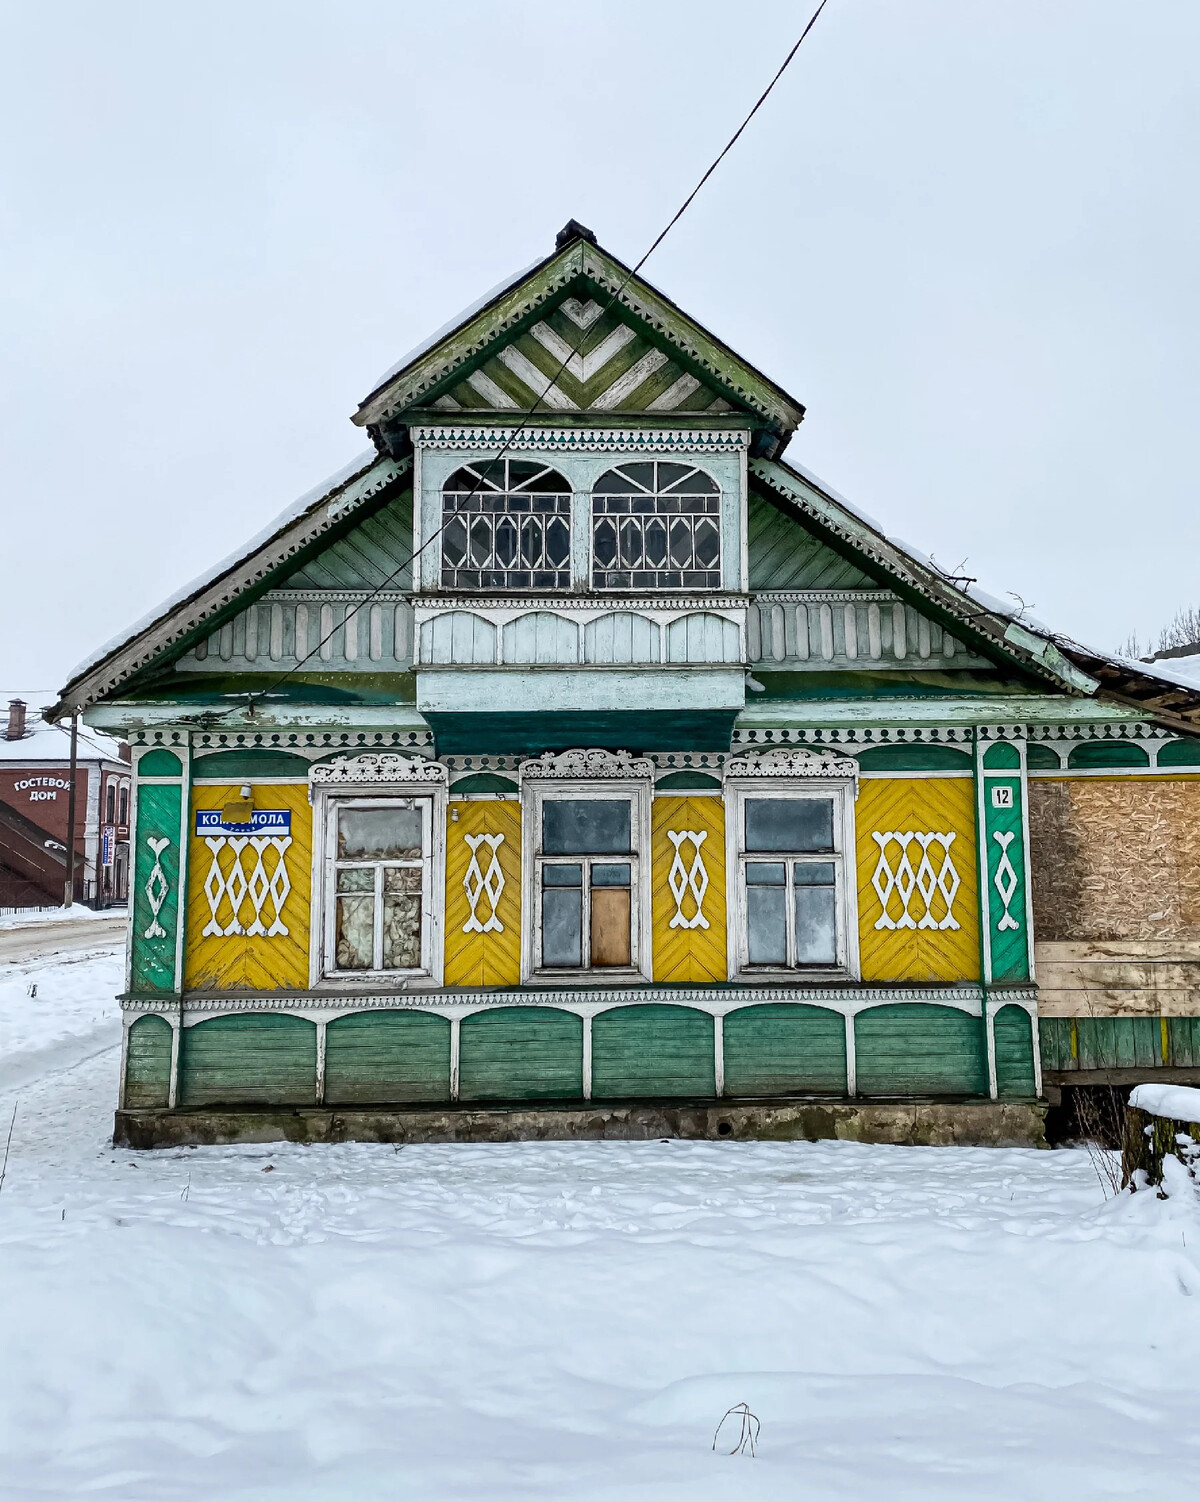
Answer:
0 913 127 962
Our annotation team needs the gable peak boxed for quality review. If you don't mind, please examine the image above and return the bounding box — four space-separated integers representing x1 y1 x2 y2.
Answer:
555 218 597 249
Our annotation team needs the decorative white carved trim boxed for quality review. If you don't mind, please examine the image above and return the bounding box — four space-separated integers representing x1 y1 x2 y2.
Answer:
992 831 1021 932
519 748 654 782
666 830 709 930
201 835 292 938
416 594 747 617
462 833 505 934
724 748 859 780
143 836 171 939
411 425 750 455
870 831 961 932
309 753 447 787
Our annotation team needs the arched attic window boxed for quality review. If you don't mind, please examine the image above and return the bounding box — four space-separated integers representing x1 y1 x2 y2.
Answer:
441 459 572 590
592 462 720 591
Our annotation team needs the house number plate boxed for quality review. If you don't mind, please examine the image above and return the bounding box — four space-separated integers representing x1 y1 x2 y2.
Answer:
991 785 1014 809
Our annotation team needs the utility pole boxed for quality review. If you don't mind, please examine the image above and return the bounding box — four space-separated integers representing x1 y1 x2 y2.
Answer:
63 711 79 907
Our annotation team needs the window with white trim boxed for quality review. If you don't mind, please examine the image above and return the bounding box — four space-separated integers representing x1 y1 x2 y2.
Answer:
727 784 856 977
441 459 572 590
523 779 651 980
592 461 720 590
324 798 434 975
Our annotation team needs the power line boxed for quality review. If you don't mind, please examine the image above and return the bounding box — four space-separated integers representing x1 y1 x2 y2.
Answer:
232 2 831 721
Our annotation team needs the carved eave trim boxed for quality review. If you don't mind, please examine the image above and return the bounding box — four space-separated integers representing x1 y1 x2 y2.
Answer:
309 752 447 799
410 425 750 455
518 748 655 783
724 748 860 782
54 455 411 719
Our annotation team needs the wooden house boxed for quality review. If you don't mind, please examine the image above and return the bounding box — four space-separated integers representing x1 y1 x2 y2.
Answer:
51 223 1200 1145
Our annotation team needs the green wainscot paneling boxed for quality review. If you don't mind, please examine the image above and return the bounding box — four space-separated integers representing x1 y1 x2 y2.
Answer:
1038 1016 1073 1072
982 772 1030 984
124 1014 173 1109
130 781 182 993
458 1007 583 1102
723 1003 847 1097
854 1003 987 1097
1166 1017 1200 1068
1039 1015 1173 1073
591 1004 715 1100
993 1005 1037 1098
179 1013 317 1106
324 1010 450 1105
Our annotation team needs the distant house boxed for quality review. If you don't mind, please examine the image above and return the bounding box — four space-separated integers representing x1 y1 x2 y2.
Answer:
0 695 130 908
48 222 1200 1144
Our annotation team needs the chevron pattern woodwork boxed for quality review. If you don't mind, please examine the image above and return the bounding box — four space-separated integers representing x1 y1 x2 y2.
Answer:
430 298 733 416
651 796 727 983
444 800 522 987
186 784 312 992
856 778 979 982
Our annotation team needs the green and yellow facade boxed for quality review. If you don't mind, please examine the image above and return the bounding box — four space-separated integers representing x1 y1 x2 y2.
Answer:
59 223 1200 1140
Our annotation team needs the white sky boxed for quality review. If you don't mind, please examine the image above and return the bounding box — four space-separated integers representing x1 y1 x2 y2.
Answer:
2 1 1197 693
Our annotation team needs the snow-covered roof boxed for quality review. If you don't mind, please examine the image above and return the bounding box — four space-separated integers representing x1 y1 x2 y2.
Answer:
65 449 380 687
1 692 125 763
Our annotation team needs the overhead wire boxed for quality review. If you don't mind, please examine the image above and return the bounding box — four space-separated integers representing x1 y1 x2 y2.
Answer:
229 0 831 722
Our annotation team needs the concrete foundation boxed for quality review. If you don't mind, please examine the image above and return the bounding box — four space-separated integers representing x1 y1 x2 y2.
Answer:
114 1098 1047 1150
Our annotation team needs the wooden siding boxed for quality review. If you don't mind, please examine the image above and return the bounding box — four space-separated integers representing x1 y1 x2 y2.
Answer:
443 800 522 987
124 1015 172 1108
502 612 579 665
723 1003 847 1096
651 796 727 983
591 1004 715 1099
747 488 876 590
993 1006 1036 1098
856 777 980 983
179 591 414 674
1040 1014 1200 1072
279 489 414 590
854 1004 986 1097
324 1011 451 1104
179 1014 317 1106
1035 939 1200 1018
747 594 987 671
458 1008 583 1100
583 612 659 664
130 781 182 993
184 783 312 992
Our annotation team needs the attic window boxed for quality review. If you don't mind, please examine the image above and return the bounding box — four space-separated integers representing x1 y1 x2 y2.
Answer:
441 460 572 590
592 462 720 591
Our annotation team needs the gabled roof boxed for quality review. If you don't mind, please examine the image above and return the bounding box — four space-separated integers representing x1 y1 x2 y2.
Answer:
353 222 806 446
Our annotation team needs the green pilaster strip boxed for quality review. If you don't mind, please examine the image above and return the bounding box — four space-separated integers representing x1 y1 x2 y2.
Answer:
124 1015 173 1108
980 741 1031 984
130 780 183 993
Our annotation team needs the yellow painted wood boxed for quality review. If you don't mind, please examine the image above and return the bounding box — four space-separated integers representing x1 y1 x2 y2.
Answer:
651 795 727 983
185 783 312 992
443 800 522 987
856 777 979 982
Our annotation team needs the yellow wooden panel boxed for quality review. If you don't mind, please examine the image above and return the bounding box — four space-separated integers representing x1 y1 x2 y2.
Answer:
443 800 522 987
856 777 979 982
185 783 312 992
651 795 727 983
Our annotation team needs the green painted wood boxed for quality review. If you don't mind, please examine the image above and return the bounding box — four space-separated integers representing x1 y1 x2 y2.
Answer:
1072 1016 1160 1071
324 1010 451 1104
1025 744 1062 769
191 749 310 777
723 1003 847 1096
854 1004 987 1097
124 1015 172 1109
130 781 182 993
179 1014 317 1106
747 488 877 591
1067 741 1149 769
654 771 721 790
459 1008 583 1101
993 1006 1036 1098
983 770 1030 984
857 743 972 770
138 748 182 776
1167 1017 1200 1068
982 742 1021 769
1156 738 1200 767
592 1004 715 1100
278 491 414 590
1038 1017 1074 1071
448 773 518 794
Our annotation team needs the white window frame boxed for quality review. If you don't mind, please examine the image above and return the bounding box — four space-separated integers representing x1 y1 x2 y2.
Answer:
724 777 859 982
308 760 447 988
521 775 653 984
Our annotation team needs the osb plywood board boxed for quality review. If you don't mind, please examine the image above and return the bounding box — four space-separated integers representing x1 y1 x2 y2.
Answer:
1028 779 1200 944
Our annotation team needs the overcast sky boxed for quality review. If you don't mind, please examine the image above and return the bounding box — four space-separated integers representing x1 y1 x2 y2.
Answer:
2 0 1197 695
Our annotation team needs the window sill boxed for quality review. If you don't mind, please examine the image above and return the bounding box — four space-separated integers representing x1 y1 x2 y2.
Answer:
525 968 649 987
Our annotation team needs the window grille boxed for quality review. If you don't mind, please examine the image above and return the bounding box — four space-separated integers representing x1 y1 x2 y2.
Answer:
441 460 572 590
592 461 721 590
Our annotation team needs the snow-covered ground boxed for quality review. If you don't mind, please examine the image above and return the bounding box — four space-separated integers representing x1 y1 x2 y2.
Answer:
1 939 1198 1501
